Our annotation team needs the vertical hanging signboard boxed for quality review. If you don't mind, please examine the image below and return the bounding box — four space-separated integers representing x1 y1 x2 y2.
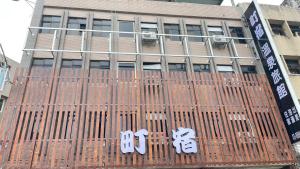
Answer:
244 1 300 143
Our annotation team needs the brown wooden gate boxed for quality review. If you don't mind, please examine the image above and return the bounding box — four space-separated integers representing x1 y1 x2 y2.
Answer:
0 68 296 168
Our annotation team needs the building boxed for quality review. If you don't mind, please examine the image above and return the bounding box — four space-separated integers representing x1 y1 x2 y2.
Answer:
0 0 298 168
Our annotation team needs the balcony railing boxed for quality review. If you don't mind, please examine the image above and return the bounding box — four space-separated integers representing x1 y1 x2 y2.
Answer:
24 27 259 62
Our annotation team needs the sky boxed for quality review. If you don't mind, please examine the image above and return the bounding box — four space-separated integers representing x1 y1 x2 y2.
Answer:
0 0 284 63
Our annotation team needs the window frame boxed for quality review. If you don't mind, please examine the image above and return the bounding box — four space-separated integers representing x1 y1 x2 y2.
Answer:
141 23 158 33
119 20 135 38
0 97 6 113
67 17 87 35
164 23 182 41
168 63 186 72
193 64 210 72
117 62 136 78
186 24 203 42
40 15 61 34
217 65 234 73
241 65 257 74
61 59 82 69
143 62 162 71
92 19 112 37
90 60 110 69
0 67 8 91
285 59 300 74
32 58 53 67
289 24 300 36
207 26 224 36
229 27 246 44
270 23 286 36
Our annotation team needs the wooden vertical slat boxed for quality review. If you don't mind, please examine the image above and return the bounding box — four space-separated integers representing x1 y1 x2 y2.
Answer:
0 68 297 168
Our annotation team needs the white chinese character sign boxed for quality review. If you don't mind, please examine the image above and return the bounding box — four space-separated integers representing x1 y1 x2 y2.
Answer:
120 128 197 155
120 129 148 154
244 1 300 143
172 128 197 154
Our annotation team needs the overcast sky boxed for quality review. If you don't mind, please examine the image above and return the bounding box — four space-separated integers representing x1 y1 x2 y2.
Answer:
0 0 284 63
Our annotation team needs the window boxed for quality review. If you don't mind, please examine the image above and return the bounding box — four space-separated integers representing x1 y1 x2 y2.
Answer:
0 67 7 91
217 65 234 73
32 58 53 67
229 27 246 44
118 62 135 70
93 19 111 37
186 25 203 42
67 17 86 35
40 15 61 34
164 24 181 41
270 23 285 36
168 63 186 71
143 62 161 71
285 59 300 74
193 64 210 72
208 26 224 36
90 60 110 69
0 97 6 113
289 24 300 36
141 23 158 33
241 65 257 74
119 21 134 37
61 59 82 68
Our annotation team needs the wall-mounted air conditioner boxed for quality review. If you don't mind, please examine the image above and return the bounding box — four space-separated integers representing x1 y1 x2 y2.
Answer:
142 31 157 44
211 35 228 48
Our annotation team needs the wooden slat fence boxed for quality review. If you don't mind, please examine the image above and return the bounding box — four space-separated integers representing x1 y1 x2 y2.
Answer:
0 68 296 168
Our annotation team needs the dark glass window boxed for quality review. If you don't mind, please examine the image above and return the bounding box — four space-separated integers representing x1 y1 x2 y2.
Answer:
62 59 82 68
118 62 135 70
67 17 86 35
40 15 61 34
119 21 134 37
90 60 110 69
286 59 300 74
32 58 53 67
270 23 285 36
289 24 300 36
193 64 210 72
186 25 203 42
93 19 111 37
229 27 246 44
164 24 181 41
241 65 257 74
168 63 186 71
0 97 6 112
143 62 161 71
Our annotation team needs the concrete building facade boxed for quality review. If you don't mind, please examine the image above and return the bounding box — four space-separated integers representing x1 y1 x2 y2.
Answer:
0 0 298 168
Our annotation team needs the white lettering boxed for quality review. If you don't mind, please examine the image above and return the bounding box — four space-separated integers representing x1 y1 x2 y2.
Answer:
172 128 197 154
277 83 288 100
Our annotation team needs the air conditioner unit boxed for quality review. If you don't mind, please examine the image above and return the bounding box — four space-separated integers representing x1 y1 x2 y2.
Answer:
211 35 228 48
142 31 157 44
